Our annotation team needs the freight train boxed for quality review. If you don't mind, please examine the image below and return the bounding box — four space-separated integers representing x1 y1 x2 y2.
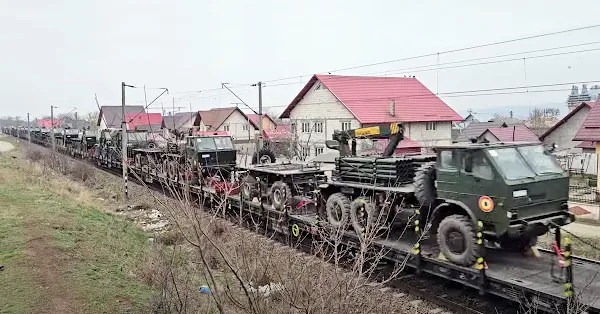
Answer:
3 123 599 313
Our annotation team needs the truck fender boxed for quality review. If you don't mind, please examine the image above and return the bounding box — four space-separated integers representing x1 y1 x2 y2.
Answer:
433 199 478 226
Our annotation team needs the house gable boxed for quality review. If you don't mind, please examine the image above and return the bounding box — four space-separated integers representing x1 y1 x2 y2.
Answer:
540 103 591 151
280 74 462 124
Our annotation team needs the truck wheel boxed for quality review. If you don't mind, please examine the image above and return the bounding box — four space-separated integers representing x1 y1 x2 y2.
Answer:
437 214 481 266
326 193 351 227
414 162 437 208
252 148 276 165
350 197 379 238
270 181 291 210
241 175 257 201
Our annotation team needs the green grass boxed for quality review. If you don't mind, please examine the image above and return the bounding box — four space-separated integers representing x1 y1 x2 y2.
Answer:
0 147 155 313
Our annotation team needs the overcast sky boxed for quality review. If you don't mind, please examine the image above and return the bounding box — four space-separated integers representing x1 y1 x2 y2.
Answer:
2 0 600 121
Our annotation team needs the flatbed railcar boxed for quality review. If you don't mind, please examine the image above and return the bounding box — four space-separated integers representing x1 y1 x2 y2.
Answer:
5 126 600 314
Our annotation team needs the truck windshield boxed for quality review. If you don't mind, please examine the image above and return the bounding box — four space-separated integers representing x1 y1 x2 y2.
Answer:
517 145 563 175
214 136 234 150
195 137 217 150
487 148 536 180
127 133 149 142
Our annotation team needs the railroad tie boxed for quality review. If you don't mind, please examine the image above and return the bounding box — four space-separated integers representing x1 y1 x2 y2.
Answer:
428 308 443 314
409 300 422 307
393 292 406 298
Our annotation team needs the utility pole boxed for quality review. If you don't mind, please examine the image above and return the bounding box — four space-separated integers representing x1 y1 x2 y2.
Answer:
121 82 129 201
257 81 264 150
27 113 30 143
74 111 78 129
51 105 56 152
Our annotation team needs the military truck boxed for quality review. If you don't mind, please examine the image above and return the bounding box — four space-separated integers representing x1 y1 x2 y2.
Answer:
161 134 238 184
322 123 573 266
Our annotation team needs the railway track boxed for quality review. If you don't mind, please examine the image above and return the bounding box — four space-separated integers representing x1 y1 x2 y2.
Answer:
16 141 522 314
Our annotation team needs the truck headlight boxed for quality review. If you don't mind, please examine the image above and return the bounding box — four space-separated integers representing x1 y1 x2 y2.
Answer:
513 190 527 198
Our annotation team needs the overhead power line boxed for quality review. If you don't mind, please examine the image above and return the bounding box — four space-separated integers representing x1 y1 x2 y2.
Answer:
262 23 600 83
246 79 600 110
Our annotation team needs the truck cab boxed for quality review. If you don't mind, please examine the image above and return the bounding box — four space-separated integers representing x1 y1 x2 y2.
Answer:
435 142 573 251
184 135 237 169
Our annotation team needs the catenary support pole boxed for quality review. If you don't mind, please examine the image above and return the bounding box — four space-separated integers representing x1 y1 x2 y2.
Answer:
258 81 264 151
27 113 31 143
121 82 128 200
51 105 56 152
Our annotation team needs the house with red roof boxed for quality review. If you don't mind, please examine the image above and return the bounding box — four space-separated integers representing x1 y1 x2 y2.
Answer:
198 107 259 141
539 100 597 152
278 74 463 158
124 113 163 131
477 125 540 143
36 119 64 129
247 114 276 131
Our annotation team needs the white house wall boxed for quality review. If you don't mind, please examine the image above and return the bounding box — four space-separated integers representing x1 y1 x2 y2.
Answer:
405 121 453 148
543 106 590 153
218 110 255 140
288 80 360 157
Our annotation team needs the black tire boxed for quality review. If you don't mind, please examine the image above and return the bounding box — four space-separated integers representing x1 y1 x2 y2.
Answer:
414 161 437 208
241 175 257 201
437 214 482 266
350 197 378 237
325 193 351 227
270 181 292 210
252 148 276 165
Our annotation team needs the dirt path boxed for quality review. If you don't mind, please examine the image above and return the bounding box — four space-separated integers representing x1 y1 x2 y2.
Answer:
23 219 87 314
0 139 14 152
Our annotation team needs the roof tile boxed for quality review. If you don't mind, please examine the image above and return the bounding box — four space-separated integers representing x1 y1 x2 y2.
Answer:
574 98 600 141
484 125 540 142
280 74 463 124
125 113 163 129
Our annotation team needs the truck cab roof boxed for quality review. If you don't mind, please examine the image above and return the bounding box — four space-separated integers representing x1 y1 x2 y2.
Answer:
435 141 542 150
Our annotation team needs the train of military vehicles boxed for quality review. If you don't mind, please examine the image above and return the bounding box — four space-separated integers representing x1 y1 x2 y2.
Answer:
3 121 574 268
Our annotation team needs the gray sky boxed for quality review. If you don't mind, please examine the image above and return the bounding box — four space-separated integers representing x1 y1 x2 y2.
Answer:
2 0 600 121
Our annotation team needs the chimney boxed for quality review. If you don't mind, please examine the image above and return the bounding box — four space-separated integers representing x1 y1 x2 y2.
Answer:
389 99 395 117
581 84 589 96
570 85 579 96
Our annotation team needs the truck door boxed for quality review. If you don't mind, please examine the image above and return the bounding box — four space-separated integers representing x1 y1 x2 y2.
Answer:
435 149 461 200
461 149 501 224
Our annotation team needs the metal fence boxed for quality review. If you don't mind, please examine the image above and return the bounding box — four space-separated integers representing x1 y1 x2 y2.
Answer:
569 185 600 204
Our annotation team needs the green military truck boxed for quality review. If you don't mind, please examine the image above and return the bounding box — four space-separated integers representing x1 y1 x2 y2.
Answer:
322 123 573 266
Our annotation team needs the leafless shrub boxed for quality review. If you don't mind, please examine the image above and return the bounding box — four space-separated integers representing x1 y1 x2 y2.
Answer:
121 150 436 314
24 147 45 162
70 162 95 183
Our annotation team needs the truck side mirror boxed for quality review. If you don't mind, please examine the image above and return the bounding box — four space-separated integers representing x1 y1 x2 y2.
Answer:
325 140 339 150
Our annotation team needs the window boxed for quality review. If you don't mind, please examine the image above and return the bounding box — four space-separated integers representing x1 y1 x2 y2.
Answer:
291 123 297 133
301 122 310 133
195 137 217 150
315 83 327 90
313 121 324 133
462 150 493 180
487 148 535 180
426 122 437 131
214 136 234 150
301 146 311 158
517 145 563 175
315 147 324 156
223 124 230 132
439 150 457 170
242 124 248 131
471 152 493 180
341 121 352 131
